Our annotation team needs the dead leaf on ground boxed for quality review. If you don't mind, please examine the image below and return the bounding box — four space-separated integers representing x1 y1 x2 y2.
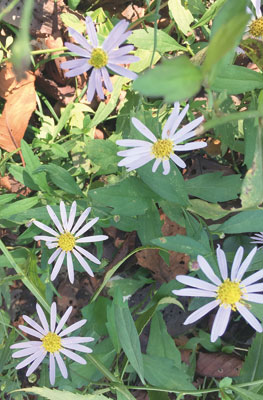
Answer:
136 214 189 282
0 63 36 152
197 352 242 378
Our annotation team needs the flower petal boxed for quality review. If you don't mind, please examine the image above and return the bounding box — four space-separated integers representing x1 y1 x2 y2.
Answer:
197 255 222 286
245 293 263 303
101 66 113 92
183 299 219 325
33 221 58 237
68 27 93 52
152 158 161 173
216 245 228 280
169 103 189 136
236 246 257 281
131 118 157 142
16 349 45 369
65 42 91 58
170 153 186 169
55 352 68 379
103 19 129 52
74 217 99 237
72 249 94 276
107 63 137 80
174 116 204 138
87 68 96 103
116 139 151 148
172 288 217 297
22 315 46 336
244 282 263 292
231 246 244 280
49 353 56 385
18 325 43 339
50 251 65 281
62 343 92 353
67 251 75 284
176 275 218 291
55 306 73 335
36 304 49 333
236 302 262 332
74 245 101 264
67 201 77 232
48 248 62 265
211 306 231 342
12 346 42 358
60 348 86 364
59 319 87 337
242 268 263 287
85 16 98 48
162 159 170 175
26 351 47 376
76 235 108 243
46 205 63 233
50 302 57 333
71 207 91 235
94 68 104 100
162 102 180 139
61 336 94 344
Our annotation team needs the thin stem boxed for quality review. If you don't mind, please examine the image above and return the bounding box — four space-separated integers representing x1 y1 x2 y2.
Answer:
31 47 67 55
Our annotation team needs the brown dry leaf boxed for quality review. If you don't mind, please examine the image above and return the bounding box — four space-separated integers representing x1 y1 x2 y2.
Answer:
136 214 189 282
205 138 221 156
0 63 36 152
196 352 243 378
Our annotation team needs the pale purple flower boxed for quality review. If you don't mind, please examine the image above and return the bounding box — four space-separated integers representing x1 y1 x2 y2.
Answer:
10 302 94 385
33 201 108 283
60 16 139 102
173 245 263 342
251 232 263 247
116 102 207 175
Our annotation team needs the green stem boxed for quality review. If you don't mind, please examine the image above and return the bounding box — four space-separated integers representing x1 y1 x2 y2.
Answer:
202 109 263 133
86 354 118 383
31 47 67 55
0 240 50 314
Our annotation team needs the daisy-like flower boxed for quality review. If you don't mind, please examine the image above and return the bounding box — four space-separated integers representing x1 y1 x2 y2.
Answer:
33 201 108 284
246 0 263 38
60 16 139 102
172 245 263 342
116 102 207 175
251 232 263 246
10 302 94 385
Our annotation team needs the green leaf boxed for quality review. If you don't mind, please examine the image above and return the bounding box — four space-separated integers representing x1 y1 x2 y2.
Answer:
0 196 39 220
128 27 186 53
152 234 211 258
231 387 263 400
34 163 83 195
143 354 195 390
114 301 145 384
238 333 263 391
219 210 263 233
61 13 85 33
211 66 263 94
148 392 170 400
129 49 161 73
203 11 249 73
188 199 230 220
168 0 194 35
86 140 119 175
244 101 258 169
241 125 263 208
185 172 241 202
137 201 163 245
89 177 159 216
0 194 16 206
12 388 109 400
133 57 203 103
192 0 227 28
138 161 189 206
147 312 181 368
241 38 263 71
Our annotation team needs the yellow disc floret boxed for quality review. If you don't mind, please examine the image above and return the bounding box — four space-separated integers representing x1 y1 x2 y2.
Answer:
58 232 75 252
249 17 263 37
42 332 62 353
217 279 243 310
89 48 108 69
151 139 173 160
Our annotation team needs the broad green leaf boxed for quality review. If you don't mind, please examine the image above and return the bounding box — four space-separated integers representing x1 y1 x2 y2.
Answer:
168 0 194 35
143 354 195 390
138 161 189 206
21 140 50 192
188 199 230 220
219 210 263 233
133 57 203 103
114 301 145 384
147 312 181 368
86 139 119 175
89 177 159 217
60 13 85 33
0 196 38 220
12 387 109 400
185 172 241 203
238 333 263 395
128 27 186 53
211 66 263 94
203 12 249 73
0 329 16 374
192 0 227 28
241 125 263 208
137 201 162 245
34 163 83 196
129 48 161 73
152 234 211 258
210 0 246 37
0 194 16 206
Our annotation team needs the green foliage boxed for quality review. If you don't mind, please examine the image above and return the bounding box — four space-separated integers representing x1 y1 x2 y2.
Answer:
12 388 110 399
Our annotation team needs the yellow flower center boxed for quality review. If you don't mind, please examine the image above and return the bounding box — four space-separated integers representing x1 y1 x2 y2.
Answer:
42 332 62 353
249 17 263 37
151 139 173 160
89 48 108 69
58 232 75 252
216 279 243 311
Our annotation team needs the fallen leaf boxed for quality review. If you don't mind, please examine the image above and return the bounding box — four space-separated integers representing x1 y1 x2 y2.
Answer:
0 63 36 152
136 214 189 282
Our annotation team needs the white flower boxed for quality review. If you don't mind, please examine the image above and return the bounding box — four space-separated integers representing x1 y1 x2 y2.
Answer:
116 102 207 175
251 232 263 247
246 0 263 38
10 302 94 385
33 201 108 283
173 245 263 342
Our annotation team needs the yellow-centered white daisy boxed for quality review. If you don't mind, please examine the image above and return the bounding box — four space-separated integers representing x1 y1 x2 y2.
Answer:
173 245 263 342
10 302 94 385
246 0 263 38
33 201 108 283
116 102 207 175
